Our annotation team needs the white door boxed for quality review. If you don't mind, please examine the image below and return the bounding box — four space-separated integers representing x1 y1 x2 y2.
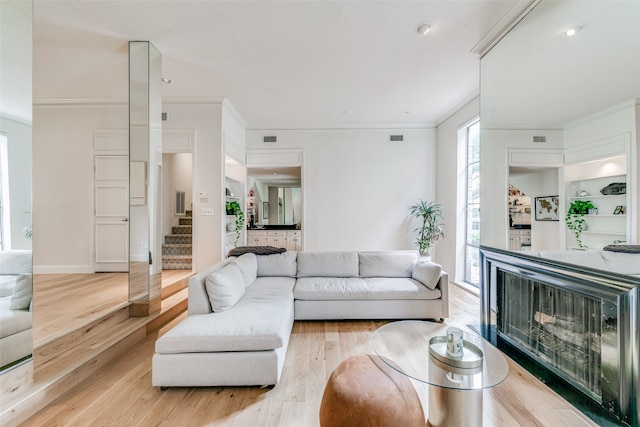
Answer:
94 155 129 272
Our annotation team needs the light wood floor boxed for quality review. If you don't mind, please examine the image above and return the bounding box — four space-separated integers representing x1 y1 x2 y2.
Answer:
33 270 192 347
23 284 597 427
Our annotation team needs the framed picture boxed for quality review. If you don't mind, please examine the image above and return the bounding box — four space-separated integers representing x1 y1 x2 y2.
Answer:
263 202 269 219
534 196 559 221
613 205 624 215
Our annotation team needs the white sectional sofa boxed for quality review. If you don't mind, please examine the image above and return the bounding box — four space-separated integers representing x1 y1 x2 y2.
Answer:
0 250 33 369
152 250 448 387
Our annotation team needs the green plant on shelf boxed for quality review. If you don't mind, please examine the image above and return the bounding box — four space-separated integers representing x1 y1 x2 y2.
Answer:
565 200 595 248
226 200 245 246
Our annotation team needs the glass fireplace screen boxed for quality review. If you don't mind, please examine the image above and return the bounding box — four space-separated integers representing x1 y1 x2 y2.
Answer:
498 271 602 399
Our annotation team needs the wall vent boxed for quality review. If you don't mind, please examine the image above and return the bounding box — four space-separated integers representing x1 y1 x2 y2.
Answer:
532 135 546 143
389 134 404 142
263 135 277 143
162 112 167 121
175 191 186 215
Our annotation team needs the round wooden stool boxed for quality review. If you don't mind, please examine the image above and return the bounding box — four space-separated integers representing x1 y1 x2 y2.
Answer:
319 354 425 427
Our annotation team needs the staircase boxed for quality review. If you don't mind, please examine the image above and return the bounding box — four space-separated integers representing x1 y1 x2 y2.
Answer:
162 210 192 270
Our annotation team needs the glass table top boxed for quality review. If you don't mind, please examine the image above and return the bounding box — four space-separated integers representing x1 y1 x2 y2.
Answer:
370 320 509 390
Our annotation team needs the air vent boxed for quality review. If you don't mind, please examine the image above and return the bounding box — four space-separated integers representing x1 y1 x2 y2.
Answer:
263 136 277 143
532 135 546 143
389 134 404 142
162 112 167 121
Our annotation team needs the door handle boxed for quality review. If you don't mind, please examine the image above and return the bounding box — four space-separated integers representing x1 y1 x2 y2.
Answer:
122 217 128 222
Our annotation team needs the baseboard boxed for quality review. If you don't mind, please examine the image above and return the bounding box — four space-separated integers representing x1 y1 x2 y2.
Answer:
33 264 92 274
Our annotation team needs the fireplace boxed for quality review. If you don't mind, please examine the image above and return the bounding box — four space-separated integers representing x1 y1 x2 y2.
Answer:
480 246 639 425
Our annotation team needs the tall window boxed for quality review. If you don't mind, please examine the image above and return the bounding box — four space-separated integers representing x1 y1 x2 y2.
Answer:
464 120 480 286
0 133 9 250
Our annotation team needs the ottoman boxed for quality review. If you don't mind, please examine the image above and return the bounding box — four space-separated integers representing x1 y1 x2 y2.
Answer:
319 354 425 426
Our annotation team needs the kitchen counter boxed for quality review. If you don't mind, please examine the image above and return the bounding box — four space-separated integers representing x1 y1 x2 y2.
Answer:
248 225 299 230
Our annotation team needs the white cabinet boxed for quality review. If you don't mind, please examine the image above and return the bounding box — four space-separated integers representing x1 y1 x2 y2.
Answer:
567 174 628 248
287 231 302 251
246 230 302 251
247 230 267 246
509 229 531 251
267 231 288 248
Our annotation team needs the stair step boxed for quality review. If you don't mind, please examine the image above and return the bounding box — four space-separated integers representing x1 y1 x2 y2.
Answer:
146 288 189 333
164 235 192 244
162 259 193 270
171 225 192 234
178 217 192 225
162 244 192 256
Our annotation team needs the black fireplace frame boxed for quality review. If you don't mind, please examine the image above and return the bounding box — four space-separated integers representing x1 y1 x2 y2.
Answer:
479 246 639 425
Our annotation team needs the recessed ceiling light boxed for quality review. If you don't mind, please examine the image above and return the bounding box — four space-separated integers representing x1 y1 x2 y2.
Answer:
564 26 582 37
161 77 172 83
272 172 278 175
416 23 431 35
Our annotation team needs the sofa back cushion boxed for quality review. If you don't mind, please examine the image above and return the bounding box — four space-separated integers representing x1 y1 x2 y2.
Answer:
256 252 298 277
0 250 32 275
205 263 245 312
231 253 258 287
359 251 419 278
297 251 359 278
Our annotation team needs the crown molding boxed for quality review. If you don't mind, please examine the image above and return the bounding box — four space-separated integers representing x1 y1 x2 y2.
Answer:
471 0 540 58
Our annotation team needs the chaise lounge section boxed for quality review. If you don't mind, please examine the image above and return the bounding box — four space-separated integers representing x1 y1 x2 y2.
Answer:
152 250 448 387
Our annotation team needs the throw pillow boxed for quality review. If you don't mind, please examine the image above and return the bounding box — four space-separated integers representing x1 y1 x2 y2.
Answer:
412 261 441 290
205 263 245 312
10 273 33 310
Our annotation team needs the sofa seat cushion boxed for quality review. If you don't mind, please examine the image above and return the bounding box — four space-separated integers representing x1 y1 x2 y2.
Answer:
297 251 359 278
0 296 32 338
359 252 419 278
156 277 296 354
294 277 441 301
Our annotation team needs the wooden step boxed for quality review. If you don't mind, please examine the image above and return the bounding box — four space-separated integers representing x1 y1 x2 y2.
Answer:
0 280 190 426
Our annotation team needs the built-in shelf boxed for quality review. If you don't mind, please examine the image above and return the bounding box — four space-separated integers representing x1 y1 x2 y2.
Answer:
566 173 629 249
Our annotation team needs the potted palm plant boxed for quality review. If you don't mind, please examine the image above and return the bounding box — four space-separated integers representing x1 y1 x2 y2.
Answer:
409 200 445 257
225 200 245 246
566 199 595 248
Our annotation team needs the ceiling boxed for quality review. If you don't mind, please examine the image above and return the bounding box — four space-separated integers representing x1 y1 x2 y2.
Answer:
27 0 527 129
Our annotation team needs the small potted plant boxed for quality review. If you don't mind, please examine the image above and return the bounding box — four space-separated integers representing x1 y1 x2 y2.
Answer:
409 200 445 257
566 200 595 248
225 200 245 246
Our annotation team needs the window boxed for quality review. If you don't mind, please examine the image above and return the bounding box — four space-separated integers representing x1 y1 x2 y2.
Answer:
0 133 9 250
463 120 480 286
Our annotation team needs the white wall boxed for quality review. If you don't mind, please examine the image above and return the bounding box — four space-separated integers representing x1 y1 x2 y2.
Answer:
33 103 128 272
480 129 564 250
0 116 32 250
162 152 193 236
246 128 436 251
163 100 224 271
509 169 561 250
435 98 479 282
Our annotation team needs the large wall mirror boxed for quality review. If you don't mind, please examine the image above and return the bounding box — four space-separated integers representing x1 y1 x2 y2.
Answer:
480 0 640 276
0 0 33 372
247 166 301 229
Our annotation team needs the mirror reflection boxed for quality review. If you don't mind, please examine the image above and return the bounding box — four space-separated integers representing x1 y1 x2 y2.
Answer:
480 0 640 276
0 0 33 372
247 166 301 229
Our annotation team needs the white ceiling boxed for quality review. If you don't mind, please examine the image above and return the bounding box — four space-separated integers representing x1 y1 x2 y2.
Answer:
29 0 525 129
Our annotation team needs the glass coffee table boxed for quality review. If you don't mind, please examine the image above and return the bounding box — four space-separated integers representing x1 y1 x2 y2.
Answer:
370 320 509 427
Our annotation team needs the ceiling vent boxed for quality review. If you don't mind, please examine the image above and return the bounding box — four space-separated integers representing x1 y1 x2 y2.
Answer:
389 134 404 142
161 112 167 121
263 136 277 143
532 135 546 143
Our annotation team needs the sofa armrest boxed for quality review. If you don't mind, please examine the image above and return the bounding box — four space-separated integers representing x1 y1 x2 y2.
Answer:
437 271 449 318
